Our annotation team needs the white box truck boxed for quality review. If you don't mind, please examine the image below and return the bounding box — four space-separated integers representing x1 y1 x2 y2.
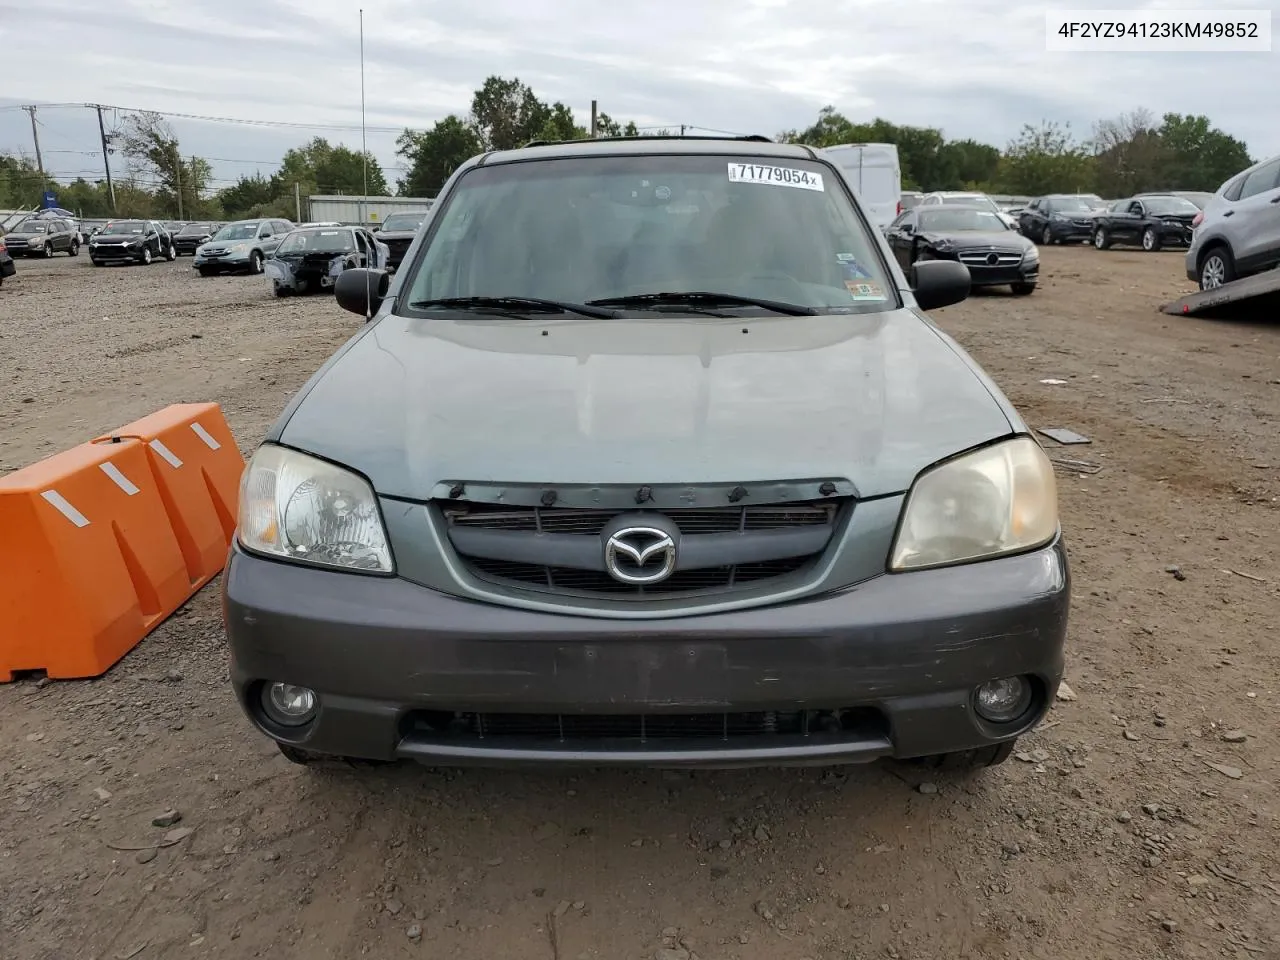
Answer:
820 143 903 229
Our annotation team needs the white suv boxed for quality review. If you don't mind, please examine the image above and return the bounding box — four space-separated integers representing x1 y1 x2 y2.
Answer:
1185 153 1280 290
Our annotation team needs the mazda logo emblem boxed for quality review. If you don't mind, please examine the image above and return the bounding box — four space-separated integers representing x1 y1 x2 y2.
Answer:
604 526 677 584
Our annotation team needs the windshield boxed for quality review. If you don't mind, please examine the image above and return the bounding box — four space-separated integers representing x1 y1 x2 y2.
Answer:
403 154 894 314
104 221 145 234
19 221 48 233
179 223 212 235
938 194 1001 215
381 213 425 231
1143 196 1200 216
276 229 355 255
1048 197 1093 213
214 222 260 241
918 208 1008 232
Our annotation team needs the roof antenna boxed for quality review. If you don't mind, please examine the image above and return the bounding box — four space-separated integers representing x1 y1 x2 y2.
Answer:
359 7 372 322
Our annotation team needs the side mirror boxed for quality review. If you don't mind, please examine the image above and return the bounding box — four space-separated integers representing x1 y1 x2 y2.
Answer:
910 259 970 311
900 223 913 234
335 268 391 318
370 225 381 232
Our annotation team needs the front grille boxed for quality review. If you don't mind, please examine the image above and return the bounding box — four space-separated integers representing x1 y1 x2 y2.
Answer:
958 250 1023 266
449 502 836 535
465 555 809 593
404 708 886 743
443 498 846 599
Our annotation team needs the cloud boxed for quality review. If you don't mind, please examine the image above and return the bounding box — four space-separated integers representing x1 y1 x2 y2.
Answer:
2 0 1275 192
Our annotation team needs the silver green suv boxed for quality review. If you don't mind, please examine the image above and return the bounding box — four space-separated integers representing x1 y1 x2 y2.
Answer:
1186 152 1280 290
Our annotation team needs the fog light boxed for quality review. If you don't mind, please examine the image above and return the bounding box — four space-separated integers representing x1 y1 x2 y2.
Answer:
973 677 1032 724
261 682 318 727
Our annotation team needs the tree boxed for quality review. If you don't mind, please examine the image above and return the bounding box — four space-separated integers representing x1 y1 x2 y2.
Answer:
939 139 1002 190
469 76 553 150
217 173 278 219
1092 109 1163 196
1155 113 1251 190
396 116 483 196
0 153 42 209
117 111 216 217
996 121 1096 195
272 137 388 197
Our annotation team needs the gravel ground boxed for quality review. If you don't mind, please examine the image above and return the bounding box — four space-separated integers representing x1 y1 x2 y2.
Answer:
1 249 1278 960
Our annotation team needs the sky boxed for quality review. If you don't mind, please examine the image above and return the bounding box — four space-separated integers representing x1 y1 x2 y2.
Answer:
1 0 1276 196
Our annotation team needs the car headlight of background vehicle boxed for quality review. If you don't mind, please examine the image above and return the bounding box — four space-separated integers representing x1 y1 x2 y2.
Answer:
890 437 1058 571
237 445 393 573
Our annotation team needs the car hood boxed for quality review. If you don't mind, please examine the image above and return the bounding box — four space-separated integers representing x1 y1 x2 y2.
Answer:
277 309 1017 500
377 230 417 241
921 230 1029 249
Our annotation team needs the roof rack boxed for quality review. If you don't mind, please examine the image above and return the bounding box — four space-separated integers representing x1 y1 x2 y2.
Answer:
520 134 773 149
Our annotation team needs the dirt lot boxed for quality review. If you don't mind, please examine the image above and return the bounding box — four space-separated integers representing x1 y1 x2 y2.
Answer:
2 248 1278 960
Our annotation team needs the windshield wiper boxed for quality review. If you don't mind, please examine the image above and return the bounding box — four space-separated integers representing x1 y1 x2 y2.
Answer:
409 296 620 319
586 291 819 316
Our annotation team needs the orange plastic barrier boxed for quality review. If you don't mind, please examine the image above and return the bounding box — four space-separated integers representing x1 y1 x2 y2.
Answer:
0 403 245 682
0 438 192 680
101 404 243 589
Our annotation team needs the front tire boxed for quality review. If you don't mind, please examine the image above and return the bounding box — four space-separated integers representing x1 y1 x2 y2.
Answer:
249 251 263 274
1141 227 1161 252
165 242 176 262
43 243 53 258
1198 246 1236 290
69 241 80 257
1041 225 1053 246
1011 282 1037 296
140 246 153 265
1093 228 1111 250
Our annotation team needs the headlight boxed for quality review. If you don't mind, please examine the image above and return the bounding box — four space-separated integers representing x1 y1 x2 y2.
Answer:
1022 246 1039 262
931 238 953 252
1049 213 1068 222
237 445 393 573
229 242 249 253
889 437 1058 571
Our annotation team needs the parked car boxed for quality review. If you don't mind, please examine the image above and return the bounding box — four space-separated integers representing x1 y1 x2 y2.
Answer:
193 218 293 276
1170 190 1214 210
919 191 1020 230
25 207 84 242
1185 153 1280 289
886 204 1038 295
3 217 81 257
899 190 923 212
371 211 426 269
88 219 176 266
819 143 903 228
173 222 219 256
0 237 15 287
1019 195 1101 245
81 218 111 242
1091 194 1199 251
222 135 1069 774
265 224 390 296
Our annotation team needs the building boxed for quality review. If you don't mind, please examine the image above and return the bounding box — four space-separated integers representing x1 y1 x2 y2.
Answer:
306 195 435 225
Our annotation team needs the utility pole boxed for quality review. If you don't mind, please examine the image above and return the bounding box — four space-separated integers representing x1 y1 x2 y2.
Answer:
173 146 184 220
295 182 302 222
93 105 117 212
680 124 686 137
590 100 598 139
23 106 46 192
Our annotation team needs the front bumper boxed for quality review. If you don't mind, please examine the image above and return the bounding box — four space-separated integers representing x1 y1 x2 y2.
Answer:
194 252 251 270
1048 221 1094 242
967 262 1039 288
89 244 144 262
223 538 1070 768
1156 224 1194 247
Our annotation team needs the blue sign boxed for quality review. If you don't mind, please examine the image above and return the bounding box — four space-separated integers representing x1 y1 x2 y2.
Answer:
42 190 58 209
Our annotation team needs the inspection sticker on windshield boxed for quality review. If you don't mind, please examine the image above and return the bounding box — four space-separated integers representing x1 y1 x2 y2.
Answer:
727 162 824 191
845 280 886 301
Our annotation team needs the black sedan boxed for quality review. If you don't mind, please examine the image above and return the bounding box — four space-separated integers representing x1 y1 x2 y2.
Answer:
173 222 219 256
1091 194 1200 251
885 205 1039 295
1018 195 1100 245
88 220 176 266
372 211 426 269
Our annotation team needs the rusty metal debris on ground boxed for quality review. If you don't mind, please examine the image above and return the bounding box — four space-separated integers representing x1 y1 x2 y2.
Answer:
1049 457 1103 474
1038 427 1091 445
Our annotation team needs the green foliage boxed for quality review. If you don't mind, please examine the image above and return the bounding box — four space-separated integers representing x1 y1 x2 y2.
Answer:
8 90 1257 224
996 121 1096 195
